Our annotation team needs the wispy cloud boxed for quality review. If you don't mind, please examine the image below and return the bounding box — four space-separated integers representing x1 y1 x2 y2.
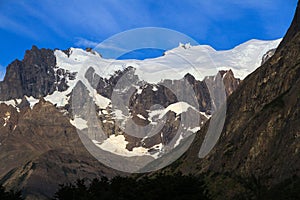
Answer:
74 37 127 51
74 37 129 58
75 38 99 48
19 2 67 38
0 66 5 81
0 13 39 39
93 40 130 59
95 42 128 53
0 1 59 40
1 0 293 43
36 0 123 37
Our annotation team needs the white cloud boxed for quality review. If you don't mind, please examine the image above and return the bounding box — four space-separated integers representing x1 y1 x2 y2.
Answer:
95 42 128 52
74 37 129 58
74 37 99 48
74 37 127 52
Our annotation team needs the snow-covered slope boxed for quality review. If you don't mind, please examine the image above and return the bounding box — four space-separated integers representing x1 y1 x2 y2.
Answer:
53 39 281 85
137 39 281 82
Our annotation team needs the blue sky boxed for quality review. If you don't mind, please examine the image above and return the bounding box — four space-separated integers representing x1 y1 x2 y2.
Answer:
0 0 297 79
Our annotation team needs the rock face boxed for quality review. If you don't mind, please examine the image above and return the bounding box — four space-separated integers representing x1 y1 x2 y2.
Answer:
82 66 239 151
0 100 120 200
166 2 300 199
0 46 56 100
219 70 241 96
0 46 76 101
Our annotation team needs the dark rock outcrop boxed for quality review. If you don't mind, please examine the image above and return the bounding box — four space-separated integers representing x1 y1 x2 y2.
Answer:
0 46 75 101
0 46 56 100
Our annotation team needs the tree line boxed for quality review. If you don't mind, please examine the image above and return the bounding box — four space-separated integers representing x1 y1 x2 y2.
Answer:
53 173 210 200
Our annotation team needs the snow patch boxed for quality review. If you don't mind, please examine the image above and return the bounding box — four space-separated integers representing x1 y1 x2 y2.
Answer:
152 86 158 91
136 88 143 94
25 96 39 108
174 134 183 147
187 126 201 133
101 110 108 115
70 116 88 130
45 91 70 107
199 111 210 119
3 112 10 127
92 90 111 109
0 99 21 107
93 135 152 157
112 109 126 120
161 102 194 116
137 114 146 120
148 102 199 120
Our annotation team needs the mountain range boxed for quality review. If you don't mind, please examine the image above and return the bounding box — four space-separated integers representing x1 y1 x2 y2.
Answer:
0 1 299 199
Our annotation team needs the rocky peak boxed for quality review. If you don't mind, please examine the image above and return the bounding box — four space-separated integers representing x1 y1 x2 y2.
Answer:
0 46 57 100
62 48 72 57
184 73 196 84
0 46 79 101
221 69 241 96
